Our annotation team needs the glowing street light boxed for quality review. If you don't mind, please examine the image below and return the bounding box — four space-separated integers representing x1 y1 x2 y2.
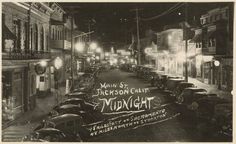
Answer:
96 47 102 53
39 60 47 67
86 57 91 62
214 60 220 66
90 42 97 50
75 42 85 52
130 58 134 63
95 56 100 60
105 52 109 57
54 57 63 70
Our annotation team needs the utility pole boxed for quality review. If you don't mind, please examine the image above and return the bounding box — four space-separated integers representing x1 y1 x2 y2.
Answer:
64 6 80 91
70 14 74 90
184 3 188 82
131 8 143 65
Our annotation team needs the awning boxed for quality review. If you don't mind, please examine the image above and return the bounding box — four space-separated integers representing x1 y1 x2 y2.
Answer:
2 24 16 40
190 33 202 43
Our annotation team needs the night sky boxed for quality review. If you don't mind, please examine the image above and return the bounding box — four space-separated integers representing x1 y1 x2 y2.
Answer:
59 2 233 51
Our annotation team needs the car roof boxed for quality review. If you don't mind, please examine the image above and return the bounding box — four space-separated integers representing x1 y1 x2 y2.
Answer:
64 98 84 102
59 104 80 109
184 87 206 91
35 128 62 134
50 114 83 124
168 78 185 81
179 82 194 85
67 92 86 96
194 91 208 95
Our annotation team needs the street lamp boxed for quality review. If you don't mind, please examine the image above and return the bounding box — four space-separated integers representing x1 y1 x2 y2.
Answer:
54 57 63 104
95 56 100 60
96 47 102 53
86 57 91 62
75 42 85 52
105 52 109 57
90 42 97 50
39 60 47 67
54 57 63 70
214 60 220 67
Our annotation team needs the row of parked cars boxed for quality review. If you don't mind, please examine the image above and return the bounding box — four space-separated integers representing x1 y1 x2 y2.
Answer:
23 66 103 142
120 63 232 141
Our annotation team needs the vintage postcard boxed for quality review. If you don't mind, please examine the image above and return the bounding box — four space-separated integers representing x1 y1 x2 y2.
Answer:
1 1 234 142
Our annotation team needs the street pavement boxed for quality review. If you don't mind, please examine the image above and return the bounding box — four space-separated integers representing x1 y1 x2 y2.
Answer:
87 68 196 142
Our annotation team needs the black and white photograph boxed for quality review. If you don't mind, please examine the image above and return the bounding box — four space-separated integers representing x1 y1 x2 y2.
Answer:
1 1 234 142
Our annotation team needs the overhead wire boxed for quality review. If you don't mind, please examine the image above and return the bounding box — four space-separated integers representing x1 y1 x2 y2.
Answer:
141 3 185 21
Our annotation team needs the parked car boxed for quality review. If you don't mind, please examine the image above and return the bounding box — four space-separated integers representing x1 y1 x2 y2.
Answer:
73 87 90 93
53 98 97 112
165 78 185 92
49 104 102 123
191 96 232 140
34 114 90 141
176 87 207 106
66 92 87 99
155 75 182 90
172 82 195 97
149 71 165 86
23 128 81 142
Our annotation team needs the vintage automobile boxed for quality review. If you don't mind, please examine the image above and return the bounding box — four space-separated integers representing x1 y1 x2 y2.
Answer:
23 128 81 142
176 87 207 106
73 87 90 93
149 71 165 86
33 114 90 141
171 82 195 98
155 75 182 90
136 65 144 78
190 96 232 140
65 92 87 99
49 104 102 123
53 98 97 113
165 78 185 92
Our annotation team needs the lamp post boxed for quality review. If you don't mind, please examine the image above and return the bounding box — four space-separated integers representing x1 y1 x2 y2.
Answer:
54 57 63 104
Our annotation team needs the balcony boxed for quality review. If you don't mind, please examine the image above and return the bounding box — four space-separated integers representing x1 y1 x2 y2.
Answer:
2 49 51 60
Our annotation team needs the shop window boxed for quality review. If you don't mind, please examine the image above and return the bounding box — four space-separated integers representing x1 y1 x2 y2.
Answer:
40 76 45 82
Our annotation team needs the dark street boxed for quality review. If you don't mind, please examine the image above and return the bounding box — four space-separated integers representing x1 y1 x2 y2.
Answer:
2 2 233 142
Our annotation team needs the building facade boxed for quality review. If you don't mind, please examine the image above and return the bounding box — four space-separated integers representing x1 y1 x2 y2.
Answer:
2 2 53 122
198 6 233 90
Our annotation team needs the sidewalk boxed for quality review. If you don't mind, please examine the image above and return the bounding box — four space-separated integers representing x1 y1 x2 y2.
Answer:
3 86 66 129
188 77 232 101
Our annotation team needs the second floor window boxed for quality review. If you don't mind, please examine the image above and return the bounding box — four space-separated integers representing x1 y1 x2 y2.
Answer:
40 27 44 51
13 19 21 52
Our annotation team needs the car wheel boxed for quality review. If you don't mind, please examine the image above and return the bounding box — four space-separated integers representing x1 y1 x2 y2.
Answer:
177 96 184 104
